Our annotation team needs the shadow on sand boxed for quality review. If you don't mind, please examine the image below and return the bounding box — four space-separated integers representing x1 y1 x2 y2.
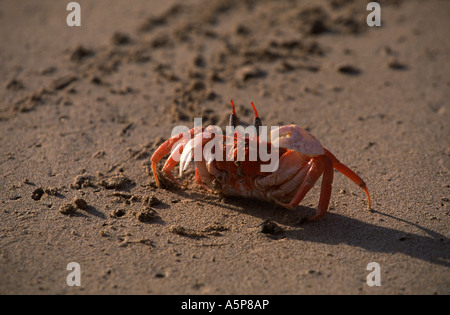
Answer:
173 189 450 268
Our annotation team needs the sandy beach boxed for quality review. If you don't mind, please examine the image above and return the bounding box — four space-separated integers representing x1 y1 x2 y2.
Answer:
0 0 449 294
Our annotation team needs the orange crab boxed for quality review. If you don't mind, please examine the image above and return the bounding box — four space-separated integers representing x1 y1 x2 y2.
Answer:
151 100 371 221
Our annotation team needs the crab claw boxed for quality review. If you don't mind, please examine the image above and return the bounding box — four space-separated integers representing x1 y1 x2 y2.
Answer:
271 125 324 156
179 139 195 176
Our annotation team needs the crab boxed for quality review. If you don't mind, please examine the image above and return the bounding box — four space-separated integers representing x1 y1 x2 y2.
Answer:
150 100 371 221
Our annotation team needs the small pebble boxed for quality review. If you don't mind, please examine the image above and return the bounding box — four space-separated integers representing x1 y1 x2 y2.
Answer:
73 198 88 210
59 203 77 215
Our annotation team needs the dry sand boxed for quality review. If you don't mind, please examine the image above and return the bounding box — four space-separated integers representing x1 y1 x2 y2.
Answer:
0 0 449 294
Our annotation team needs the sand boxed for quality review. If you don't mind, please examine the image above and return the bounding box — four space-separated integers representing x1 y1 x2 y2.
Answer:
0 0 449 294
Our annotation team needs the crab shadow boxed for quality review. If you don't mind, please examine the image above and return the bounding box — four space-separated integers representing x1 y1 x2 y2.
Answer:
173 189 450 268
296 211 449 268
252 200 449 267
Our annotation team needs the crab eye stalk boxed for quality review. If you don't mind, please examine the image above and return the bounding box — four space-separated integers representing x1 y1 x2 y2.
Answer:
251 102 262 136
229 99 240 128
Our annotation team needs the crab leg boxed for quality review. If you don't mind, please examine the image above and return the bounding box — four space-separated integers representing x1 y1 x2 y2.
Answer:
151 132 187 187
270 162 310 199
179 138 195 176
194 167 212 191
276 157 324 210
195 168 202 184
161 140 190 185
179 132 218 187
150 127 202 187
324 148 371 209
195 159 213 187
275 155 334 221
311 155 334 221
255 150 307 189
